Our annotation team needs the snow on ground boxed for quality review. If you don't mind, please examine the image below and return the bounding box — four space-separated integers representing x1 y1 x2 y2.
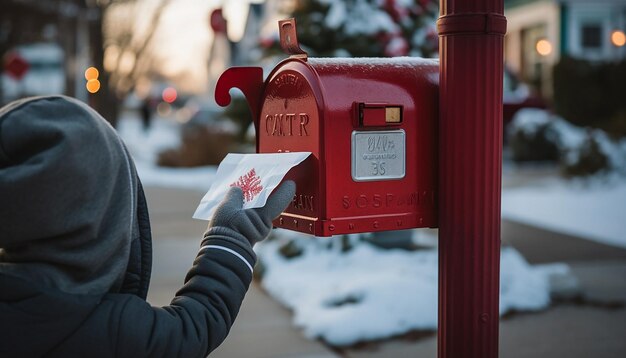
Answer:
502 177 626 249
503 108 626 248
117 113 216 191
256 230 557 347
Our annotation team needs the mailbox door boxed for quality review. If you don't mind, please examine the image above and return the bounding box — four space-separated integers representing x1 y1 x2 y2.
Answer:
259 60 326 235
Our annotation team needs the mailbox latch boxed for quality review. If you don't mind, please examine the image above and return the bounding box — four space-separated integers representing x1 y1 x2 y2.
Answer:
357 103 403 127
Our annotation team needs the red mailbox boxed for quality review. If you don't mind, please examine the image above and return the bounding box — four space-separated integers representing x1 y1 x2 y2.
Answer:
215 19 438 237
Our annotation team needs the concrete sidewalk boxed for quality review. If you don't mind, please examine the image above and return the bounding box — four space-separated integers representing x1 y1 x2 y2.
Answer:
143 186 626 358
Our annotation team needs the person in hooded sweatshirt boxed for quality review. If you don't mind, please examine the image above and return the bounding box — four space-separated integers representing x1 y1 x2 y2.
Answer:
0 95 296 357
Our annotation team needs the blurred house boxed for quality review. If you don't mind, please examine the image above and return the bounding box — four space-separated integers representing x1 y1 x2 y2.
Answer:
1 43 65 101
206 0 297 107
233 3 266 66
208 0 296 68
505 0 626 99
1 0 102 105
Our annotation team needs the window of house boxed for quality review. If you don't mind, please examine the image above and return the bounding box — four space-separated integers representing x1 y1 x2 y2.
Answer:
581 24 602 49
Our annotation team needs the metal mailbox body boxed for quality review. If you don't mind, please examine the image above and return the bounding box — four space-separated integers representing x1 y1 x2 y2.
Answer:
215 23 438 237
265 57 438 237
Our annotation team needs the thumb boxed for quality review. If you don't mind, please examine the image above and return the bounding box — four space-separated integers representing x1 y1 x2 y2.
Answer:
258 180 296 220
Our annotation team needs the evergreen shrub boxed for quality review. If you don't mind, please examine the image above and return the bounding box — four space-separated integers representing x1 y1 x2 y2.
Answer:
157 125 235 167
561 133 610 177
553 57 626 138
508 109 625 177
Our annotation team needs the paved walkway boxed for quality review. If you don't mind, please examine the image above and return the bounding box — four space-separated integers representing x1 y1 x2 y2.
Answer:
143 185 626 358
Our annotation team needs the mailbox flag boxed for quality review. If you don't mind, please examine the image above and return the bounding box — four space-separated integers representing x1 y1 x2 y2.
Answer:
193 152 311 220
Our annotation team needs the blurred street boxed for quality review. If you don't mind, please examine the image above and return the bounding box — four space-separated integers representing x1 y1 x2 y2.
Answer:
144 167 626 358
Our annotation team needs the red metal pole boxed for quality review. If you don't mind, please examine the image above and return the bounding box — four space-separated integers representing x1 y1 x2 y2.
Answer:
436 0 506 357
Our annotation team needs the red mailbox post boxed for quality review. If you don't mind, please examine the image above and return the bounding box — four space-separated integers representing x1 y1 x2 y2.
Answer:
437 0 506 357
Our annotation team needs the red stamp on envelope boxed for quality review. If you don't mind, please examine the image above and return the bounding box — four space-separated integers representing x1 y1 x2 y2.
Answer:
231 168 263 202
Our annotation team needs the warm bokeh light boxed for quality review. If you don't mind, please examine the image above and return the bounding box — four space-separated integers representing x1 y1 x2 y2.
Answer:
118 50 136 75
536 39 552 56
84 67 99 80
103 46 119 72
611 30 626 47
162 87 177 103
86 79 101 93
157 102 172 117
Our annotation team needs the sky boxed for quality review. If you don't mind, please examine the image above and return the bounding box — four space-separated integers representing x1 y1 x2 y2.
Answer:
155 0 263 82
106 0 262 93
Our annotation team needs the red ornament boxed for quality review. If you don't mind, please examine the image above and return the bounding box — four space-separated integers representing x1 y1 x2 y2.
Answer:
4 52 29 80
210 8 227 35
231 168 263 202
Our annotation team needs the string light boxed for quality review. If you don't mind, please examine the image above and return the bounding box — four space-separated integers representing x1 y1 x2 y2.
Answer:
86 79 101 93
84 67 99 81
85 67 100 93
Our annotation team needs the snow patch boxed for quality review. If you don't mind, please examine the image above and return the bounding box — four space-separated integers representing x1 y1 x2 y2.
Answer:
257 233 553 346
117 113 181 164
309 56 438 66
322 0 398 35
324 0 346 29
117 113 215 191
502 178 626 249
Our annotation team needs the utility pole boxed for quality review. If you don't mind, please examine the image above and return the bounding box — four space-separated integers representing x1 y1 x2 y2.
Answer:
436 0 506 357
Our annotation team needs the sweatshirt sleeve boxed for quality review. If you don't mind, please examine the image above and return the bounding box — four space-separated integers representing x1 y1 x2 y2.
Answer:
80 236 257 358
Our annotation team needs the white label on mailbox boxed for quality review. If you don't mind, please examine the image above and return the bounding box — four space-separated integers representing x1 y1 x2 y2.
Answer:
352 129 405 181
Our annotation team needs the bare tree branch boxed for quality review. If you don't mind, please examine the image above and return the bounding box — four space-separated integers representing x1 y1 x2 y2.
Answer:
107 0 173 96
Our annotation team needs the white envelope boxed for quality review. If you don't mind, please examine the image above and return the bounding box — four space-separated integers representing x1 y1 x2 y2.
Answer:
193 152 311 220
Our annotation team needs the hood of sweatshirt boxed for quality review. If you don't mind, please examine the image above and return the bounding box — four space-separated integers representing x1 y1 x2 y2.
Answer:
0 95 151 298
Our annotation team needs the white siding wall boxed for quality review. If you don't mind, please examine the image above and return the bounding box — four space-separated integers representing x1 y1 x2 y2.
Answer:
505 0 560 98
567 1 626 61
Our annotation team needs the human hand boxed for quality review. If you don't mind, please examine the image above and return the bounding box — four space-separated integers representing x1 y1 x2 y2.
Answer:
207 180 295 246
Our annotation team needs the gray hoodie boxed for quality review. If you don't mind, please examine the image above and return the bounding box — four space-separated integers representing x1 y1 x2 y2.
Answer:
0 95 290 357
0 95 151 297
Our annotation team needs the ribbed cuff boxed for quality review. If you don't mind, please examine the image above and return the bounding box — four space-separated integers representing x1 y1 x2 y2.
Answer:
201 226 256 262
